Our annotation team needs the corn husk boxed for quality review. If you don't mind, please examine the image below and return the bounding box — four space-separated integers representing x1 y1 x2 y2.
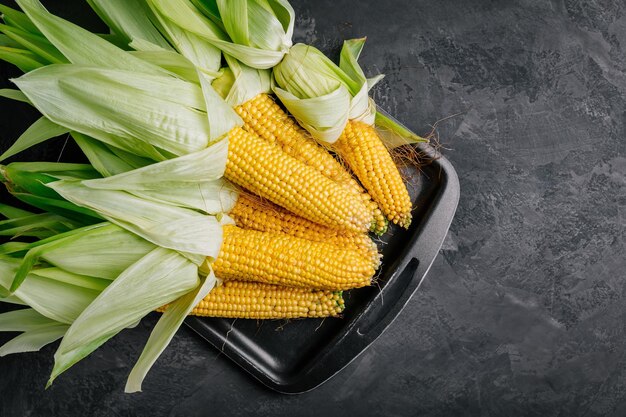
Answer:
0 308 68 356
0 88 30 103
16 0 165 75
145 1 222 74
48 247 199 387
0 116 69 162
272 39 383 143
147 0 291 69
85 0 172 50
0 205 80 239
0 4 41 35
40 224 156 280
13 65 240 158
0 256 103 324
212 55 271 107
126 268 216 392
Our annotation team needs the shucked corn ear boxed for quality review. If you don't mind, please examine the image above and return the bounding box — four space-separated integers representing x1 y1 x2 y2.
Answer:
230 192 380 267
235 93 388 235
237 93 361 190
212 225 376 290
225 126 372 234
335 121 413 228
273 42 414 228
159 281 344 319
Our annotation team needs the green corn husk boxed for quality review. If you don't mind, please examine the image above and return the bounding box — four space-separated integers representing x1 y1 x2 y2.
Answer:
16 0 166 75
146 0 290 69
0 0 249 393
0 116 69 162
0 88 30 103
1 162 103 223
212 55 271 107
272 39 380 143
85 0 172 50
272 38 427 146
0 256 104 324
0 0 239 163
0 306 69 356
0 4 41 35
0 205 81 239
0 224 209 391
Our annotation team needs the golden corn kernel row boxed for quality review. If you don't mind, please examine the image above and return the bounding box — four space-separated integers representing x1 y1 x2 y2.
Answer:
230 193 379 260
334 121 413 228
212 225 375 290
159 281 344 319
225 126 372 234
237 93 362 191
237 94 388 235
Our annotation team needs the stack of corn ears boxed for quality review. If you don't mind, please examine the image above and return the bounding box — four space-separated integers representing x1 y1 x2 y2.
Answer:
0 0 428 392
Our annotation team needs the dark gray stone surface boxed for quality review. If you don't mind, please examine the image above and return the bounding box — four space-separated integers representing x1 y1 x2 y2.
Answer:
1 0 625 416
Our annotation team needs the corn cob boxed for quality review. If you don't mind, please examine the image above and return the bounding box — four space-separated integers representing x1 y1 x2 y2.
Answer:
334 121 413 228
212 225 375 290
235 93 388 235
225 126 372 234
237 94 360 189
230 193 378 253
159 281 344 319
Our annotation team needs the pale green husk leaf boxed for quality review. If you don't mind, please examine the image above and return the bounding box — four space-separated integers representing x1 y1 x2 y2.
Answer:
375 110 428 148
0 323 68 356
0 211 79 239
0 203 33 219
0 4 41 35
147 4 222 74
0 257 101 324
81 139 229 190
48 180 225 259
0 46 46 72
134 179 238 215
40 223 155 280
16 0 167 75
198 70 242 141
0 22 65 64
0 88 31 104
129 49 200 83
13 65 214 159
0 307 57 332
76 140 237 214
72 133 143 178
147 0 284 69
31 268 109 292
126 269 217 392
273 40 384 142
0 294 25 305
85 0 172 50
215 0 293 52
213 55 271 107
0 116 69 162
49 247 199 385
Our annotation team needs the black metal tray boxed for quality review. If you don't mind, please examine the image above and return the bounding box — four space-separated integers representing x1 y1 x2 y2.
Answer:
185 114 460 394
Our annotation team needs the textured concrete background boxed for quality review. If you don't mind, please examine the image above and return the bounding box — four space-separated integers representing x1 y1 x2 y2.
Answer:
1 0 625 416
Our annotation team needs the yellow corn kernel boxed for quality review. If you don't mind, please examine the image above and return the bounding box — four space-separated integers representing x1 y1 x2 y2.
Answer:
159 281 344 319
225 126 372 233
229 193 379 264
334 120 413 228
237 94 360 189
212 225 375 290
237 94 388 235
